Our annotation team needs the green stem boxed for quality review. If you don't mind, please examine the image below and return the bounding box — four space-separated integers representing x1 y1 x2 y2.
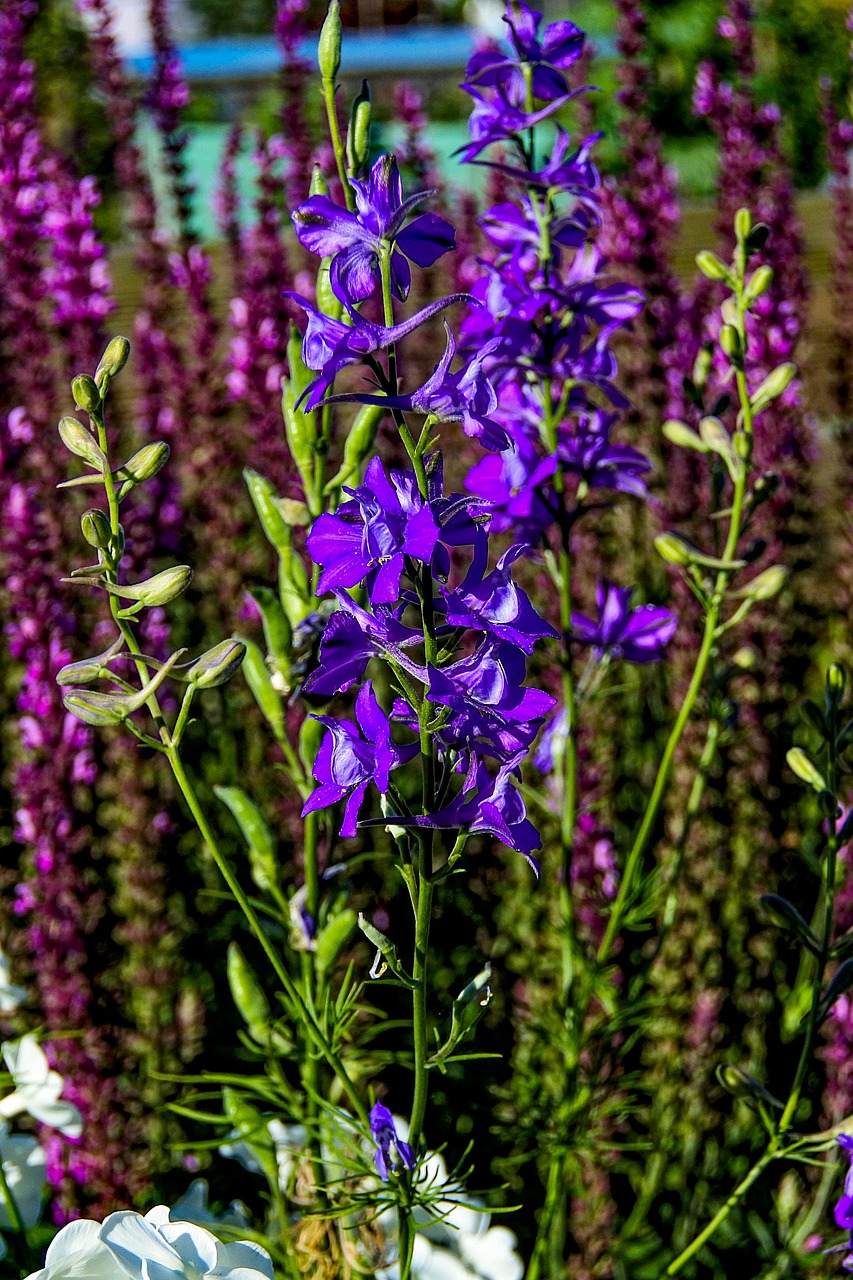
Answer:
666 1148 776 1275
321 77 355 213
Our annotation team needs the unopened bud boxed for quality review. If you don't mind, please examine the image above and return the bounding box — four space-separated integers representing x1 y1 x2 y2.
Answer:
95 336 130 385
58 416 107 472
187 639 246 689
720 325 742 363
744 265 773 305
734 208 753 242
654 532 692 565
108 565 193 609
786 747 827 792
56 635 125 687
309 164 329 198
829 663 847 696
347 80 371 177
81 508 112 550
751 363 796 414
740 565 788 601
71 374 101 414
699 415 733 458
63 689 131 726
118 441 170 488
279 499 311 527
696 250 731 282
692 344 713 389
744 222 771 255
456 962 492 1008
661 419 707 452
244 469 291 550
318 0 342 81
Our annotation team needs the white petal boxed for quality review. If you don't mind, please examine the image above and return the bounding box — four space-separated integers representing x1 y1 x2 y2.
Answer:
28 1095 83 1139
158 1221 219 1273
415 1240 475 1280
39 1219 119 1279
458 1226 523 1280
101 1211 184 1278
213 1239 274 1279
4 1035 50 1087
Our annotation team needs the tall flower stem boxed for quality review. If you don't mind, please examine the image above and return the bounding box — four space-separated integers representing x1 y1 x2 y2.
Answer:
666 679 842 1275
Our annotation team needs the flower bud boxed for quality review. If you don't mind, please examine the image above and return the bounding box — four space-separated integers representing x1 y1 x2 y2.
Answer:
347 79 371 177
695 250 731 282
56 635 125 687
58 416 107 472
106 565 193 609
661 419 707 452
318 0 342 81
456 962 492 1008
720 325 742 365
80 508 112 550
699 415 734 459
63 689 131 726
750 363 796 415
227 942 272 1037
786 747 827 792
738 565 788 601
309 163 329 198
71 374 101 414
215 785 277 892
692 343 713 389
117 441 170 490
244 468 291 552
744 265 773 305
315 909 357 977
280 499 310 526
828 663 847 698
95 336 130 385
759 894 819 952
734 207 752 242
187 638 246 689
744 222 771 255
654 533 692 565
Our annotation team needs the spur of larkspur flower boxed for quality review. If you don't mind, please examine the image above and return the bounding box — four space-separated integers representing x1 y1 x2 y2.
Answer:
572 581 677 663
292 153 455 305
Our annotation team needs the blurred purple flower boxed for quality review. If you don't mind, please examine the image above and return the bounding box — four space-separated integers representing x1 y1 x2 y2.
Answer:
465 1 585 102
572 581 676 663
369 1101 414 1181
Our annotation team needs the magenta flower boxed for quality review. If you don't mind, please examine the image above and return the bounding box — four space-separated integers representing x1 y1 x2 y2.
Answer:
302 683 418 838
292 154 454 304
572 582 677 663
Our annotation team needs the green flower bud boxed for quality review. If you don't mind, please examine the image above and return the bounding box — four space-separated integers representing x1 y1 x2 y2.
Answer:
280 499 310 526
324 402 386 492
759 894 819 953
699 415 734 459
315 256 342 320
692 343 713 390
734 207 752 242
654 533 692 565
56 635 125 687
281 381 317 498
117 441 170 492
58 416 107 472
80 508 112 550
720 325 743 366
318 0 342 81
315 909 358 978
744 265 772 305
71 374 101 414
104 565 193 609
695 250 731 282
786 747 827 792
95 336 130 385
750 363 796 415
716 1064 780 1109
347 80 371 178
661 419 707 452
737 565 788 602
63 689 131 726
187 638 246 689
829 663 847 698
309 163 329 198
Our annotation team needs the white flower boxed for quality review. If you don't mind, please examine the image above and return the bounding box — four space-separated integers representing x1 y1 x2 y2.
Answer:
219 1119 307 1192
0 1037 83 1138
24 1209 274 1280
0 950 26 1013
24 1219 116 1279
0 1120 46 1229
459 1226 524 1280
101 1207 274 1280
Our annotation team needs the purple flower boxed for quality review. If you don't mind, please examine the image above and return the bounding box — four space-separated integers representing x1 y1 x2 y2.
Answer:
465 434 555 544
465 2 585 102
292 154 454 304
303 593 423 697
408 754 542 872
440 533 558 653
307 457 439 604
302 683 418 838
287 292 473 411
458 81 577 162
835 1134 853 1232
321 324 508 451
572 582 677 663
369 1101 414 1181
559 413 651 498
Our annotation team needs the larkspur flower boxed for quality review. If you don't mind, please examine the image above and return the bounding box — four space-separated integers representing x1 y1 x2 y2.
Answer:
370 1101 415 1181
464 1 585 102
440 533 558 653
292 154 455 305
572 581 676 663
302 683 418 838
303 594 423 698
307 457 439 605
